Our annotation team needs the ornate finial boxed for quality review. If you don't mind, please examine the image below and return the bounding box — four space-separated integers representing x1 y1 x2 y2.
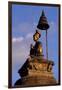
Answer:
42 10 45 17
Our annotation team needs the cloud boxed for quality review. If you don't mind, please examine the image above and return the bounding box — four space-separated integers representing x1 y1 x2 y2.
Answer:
26 33 33 39
12 37 24 43
12 32 34 43
12 32 34 67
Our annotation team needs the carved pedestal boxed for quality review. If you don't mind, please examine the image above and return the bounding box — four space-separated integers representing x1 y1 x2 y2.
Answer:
14 58 57 87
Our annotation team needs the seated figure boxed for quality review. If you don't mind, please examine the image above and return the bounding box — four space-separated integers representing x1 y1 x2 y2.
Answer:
30 41 43 57
34 41 43 56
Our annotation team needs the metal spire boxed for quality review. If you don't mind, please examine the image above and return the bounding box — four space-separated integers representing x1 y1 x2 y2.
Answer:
37 10 50 60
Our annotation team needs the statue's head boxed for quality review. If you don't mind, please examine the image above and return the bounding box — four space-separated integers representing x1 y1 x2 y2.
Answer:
33 30 41 42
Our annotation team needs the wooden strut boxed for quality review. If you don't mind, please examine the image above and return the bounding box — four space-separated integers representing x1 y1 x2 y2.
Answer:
46 30 48 60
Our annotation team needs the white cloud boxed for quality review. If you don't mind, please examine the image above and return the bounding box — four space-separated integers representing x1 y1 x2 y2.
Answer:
26 33 33 39
12 37 24 43
12 32 34 43
12 32 34 66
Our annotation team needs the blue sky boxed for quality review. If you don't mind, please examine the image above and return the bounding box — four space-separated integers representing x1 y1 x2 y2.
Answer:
12 4 59 86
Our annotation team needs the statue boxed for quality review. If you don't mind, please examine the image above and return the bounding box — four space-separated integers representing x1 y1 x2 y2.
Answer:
14 10 57 87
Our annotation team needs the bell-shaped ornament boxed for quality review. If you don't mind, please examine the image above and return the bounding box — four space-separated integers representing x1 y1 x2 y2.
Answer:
37 10 49 30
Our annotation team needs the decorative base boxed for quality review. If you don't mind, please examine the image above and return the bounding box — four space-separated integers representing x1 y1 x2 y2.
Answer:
14 58 57 87
15 75 57 87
